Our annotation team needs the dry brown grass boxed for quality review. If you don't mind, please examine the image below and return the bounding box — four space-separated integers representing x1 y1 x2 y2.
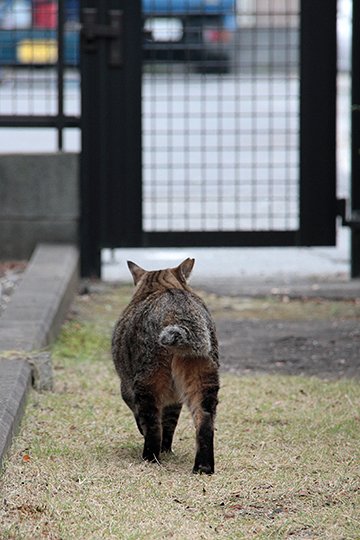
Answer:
0 286 359 539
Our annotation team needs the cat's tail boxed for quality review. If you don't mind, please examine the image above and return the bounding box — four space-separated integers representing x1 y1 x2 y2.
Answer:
159 324 211 355
159 325 190 348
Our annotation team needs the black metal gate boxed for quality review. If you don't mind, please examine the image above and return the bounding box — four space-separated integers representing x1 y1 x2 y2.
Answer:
351 0 360 278
79 0 340 277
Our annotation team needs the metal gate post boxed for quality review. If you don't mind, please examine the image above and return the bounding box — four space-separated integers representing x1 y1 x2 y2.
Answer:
351 0 360 278
79 0 142 277
299 0 337 246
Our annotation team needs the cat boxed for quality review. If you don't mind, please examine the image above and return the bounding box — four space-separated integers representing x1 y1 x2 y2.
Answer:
111 258 219 474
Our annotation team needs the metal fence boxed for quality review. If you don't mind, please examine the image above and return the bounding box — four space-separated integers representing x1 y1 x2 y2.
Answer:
0 1 347 275
0 2 299 229
142 1 300 234
0 0 80 150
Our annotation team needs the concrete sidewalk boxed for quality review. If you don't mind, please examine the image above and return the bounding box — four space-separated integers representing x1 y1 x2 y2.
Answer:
101 228 360 298
0 244 79 467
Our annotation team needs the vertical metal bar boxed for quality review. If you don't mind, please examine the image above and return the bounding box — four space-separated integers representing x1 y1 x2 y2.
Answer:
299 0 337 245
79 0 101 277
80 0 142 276
57 0 65 150
351 0 360 277
105 0 142 247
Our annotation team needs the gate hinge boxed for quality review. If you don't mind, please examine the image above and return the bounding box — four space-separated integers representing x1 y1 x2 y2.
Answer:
337 199 360 230
81 8 123 66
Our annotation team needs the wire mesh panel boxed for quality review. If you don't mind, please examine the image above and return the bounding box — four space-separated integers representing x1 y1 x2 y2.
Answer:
0 0 80 151
142 0 300 233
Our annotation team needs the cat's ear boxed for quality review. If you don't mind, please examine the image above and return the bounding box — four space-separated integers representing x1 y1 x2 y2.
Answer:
175 258 195 283
127 261 146 285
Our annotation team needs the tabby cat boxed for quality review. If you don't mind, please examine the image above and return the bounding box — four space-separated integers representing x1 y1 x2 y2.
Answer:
111 258 219 474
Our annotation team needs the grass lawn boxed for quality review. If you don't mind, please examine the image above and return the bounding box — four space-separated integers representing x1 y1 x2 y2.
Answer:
0 286 359 539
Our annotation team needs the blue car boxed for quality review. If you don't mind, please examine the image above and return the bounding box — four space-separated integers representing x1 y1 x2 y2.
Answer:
0 0 236 72
143 0 236 72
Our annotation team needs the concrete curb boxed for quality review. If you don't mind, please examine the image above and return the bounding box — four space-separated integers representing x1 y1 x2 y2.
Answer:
0 244 79 351
0 359 32 465
0 244 79 467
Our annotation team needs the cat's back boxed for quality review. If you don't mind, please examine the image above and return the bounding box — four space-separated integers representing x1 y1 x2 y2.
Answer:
112 260 218 367
118 287 211 332
114 266 196 329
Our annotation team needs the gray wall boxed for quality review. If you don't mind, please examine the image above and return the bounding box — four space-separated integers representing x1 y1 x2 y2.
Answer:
0 153 79 260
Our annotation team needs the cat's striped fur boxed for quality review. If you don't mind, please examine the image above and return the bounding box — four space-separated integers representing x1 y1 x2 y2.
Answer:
111 258 219 474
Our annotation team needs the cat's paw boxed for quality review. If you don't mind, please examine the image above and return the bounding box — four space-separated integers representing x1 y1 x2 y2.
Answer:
142 450 161 464
192 463 214 475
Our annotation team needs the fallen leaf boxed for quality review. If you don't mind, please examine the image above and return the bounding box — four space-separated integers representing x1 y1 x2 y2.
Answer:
229 504 243 511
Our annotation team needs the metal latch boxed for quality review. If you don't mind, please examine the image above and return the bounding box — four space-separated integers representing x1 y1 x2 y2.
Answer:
81 8 123 66
337 199 360 230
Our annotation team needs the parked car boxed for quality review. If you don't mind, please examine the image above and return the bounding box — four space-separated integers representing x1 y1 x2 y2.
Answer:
142 0 236 73
0 0 236 73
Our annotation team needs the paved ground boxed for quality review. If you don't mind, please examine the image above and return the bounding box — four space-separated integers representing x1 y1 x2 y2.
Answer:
100 226 360 381
101 228 352 287
217 318 360 380
89 269 360 382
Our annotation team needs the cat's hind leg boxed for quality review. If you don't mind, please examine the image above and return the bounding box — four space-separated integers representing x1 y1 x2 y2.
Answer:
173 357 219 474
161 403 182 453
121 382 144 435
134 384 162 463
192 376 219 474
